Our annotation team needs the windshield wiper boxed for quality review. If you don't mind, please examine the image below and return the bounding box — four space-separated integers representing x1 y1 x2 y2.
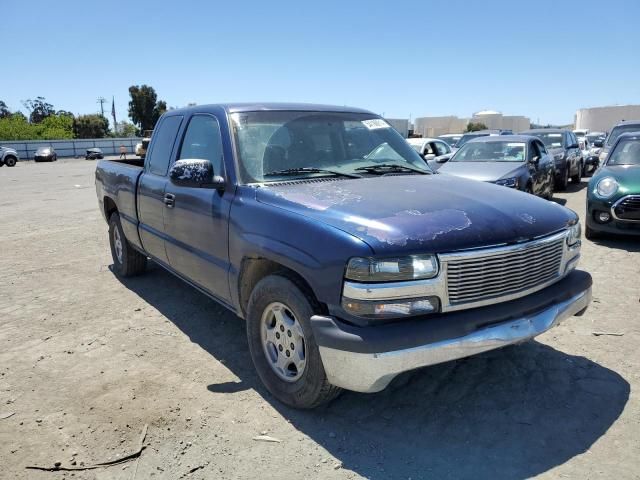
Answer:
354 163 430 175
264 167 361 179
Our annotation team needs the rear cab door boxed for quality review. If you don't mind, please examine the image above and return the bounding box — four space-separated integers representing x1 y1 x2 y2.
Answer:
137 114 184 265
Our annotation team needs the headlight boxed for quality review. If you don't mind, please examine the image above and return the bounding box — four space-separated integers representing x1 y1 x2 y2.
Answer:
345 255 438 282
595 177 618 198
494 177 518 188
566 222 581 247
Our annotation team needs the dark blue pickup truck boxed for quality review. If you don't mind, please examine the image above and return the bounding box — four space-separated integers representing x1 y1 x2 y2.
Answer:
95 103 592 408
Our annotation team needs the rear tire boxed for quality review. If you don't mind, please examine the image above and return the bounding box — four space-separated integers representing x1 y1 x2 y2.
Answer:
4 156 17 167
109 212 147 277
246 274 341 408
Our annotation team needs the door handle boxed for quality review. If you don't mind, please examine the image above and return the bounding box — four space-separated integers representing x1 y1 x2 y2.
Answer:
164 193 175 208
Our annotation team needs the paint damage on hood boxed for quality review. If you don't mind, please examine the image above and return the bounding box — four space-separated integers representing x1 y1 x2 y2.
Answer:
256 175 576 254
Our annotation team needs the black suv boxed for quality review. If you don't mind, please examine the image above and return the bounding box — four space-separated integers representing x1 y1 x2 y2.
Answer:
520 129 582 190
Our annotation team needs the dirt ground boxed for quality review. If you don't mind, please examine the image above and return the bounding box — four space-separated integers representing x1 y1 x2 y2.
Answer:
1 158 638 480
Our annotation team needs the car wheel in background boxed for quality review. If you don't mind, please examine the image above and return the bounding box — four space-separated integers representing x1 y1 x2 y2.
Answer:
108 212 147 277
246 274 341 408
571 162 582 183
557 167 569 190
4 156 17 167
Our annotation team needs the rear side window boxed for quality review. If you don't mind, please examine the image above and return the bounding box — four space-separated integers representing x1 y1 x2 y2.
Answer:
147 115 183 176
434 141 450 156
178 115 225 175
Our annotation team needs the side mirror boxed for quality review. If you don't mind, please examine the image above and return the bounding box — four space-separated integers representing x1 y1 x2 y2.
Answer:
423 153 436 161
530 155 540 165
169 159 225 189
593 140 604 148
435 155 450 164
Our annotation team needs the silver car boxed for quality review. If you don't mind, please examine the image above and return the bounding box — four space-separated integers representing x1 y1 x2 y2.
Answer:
0 146 19 167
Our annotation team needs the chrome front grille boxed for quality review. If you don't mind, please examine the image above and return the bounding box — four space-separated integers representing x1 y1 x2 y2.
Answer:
613 195 640 221
444 234 565 306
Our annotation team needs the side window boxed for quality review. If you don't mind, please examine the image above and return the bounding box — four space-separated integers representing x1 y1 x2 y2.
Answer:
179 115 224 175
529 141 540 160
536 141 547 155
147 115 183 176
434 141 450 156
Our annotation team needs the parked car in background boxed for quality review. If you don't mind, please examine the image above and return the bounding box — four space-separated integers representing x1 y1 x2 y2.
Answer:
599 120 640 166
34 146 57 162
521 129 582 190
438 135 555 198
584 132 607 174
586 132 640 239
573 129 589 149
406 137 453 170
438 133 462 148
95 103 591 408
135 129 153 158
85 148 104 160
453 129 514 150
0 145 19 167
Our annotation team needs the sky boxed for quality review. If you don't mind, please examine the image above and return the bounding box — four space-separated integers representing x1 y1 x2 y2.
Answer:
2 0 639 127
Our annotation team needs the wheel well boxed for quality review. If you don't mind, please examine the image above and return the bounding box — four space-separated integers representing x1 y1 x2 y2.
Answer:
4 155 16 161
104 197 118 220
237 258 324 317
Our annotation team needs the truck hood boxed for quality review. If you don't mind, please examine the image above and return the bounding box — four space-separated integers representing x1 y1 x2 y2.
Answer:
255 175 576 254
437 161 523 182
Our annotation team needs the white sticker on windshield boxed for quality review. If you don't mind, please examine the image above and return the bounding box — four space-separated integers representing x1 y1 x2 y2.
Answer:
362 119 390 130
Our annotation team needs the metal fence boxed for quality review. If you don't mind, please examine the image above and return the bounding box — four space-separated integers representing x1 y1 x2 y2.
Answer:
0 137 142 160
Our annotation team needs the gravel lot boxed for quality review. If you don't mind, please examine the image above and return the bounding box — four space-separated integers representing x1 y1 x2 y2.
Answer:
1 158 639 480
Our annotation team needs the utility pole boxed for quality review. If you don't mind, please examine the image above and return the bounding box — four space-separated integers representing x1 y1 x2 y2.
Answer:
97 97 106 117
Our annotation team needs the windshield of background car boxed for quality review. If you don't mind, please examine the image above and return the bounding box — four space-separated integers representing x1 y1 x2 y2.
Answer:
455 133 488 148
36 147 50 154
535 132 564 148
451 141 526 162
439 136 461 146
587 134 602 143
606 124 640 146
230 111 430 183
607 138 640 166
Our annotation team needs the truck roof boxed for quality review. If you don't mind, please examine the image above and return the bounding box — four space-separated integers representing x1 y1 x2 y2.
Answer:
165 103 375 116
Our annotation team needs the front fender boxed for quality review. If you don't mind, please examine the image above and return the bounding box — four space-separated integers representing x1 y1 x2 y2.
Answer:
228 190 373 316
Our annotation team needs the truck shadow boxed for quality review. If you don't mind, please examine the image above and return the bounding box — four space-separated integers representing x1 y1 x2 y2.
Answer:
115 265 629 480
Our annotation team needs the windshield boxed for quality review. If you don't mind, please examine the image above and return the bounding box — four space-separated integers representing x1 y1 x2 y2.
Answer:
451 141 526 162
587 134 603 143
439 135 461 147
607 138 640 166
455 133 488 148
533 132 564 148
230 111 430 183
36 147 51 154
606 124 640 146
574 131 586 138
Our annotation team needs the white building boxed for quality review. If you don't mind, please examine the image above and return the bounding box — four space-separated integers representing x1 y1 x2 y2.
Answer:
575 105 640 132
385 118 409 137
472 110 530 132
413 116 469 137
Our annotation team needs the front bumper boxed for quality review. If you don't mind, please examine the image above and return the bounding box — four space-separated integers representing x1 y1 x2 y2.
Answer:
311 270 592 393
587 197 640 235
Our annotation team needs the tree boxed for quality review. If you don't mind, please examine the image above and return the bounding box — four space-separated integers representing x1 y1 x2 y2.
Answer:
114 121 138 137
22 97 55 123
73 114 110 138
0 112 73 140
128 85 167 132
465 122 488 132
0 100 10 119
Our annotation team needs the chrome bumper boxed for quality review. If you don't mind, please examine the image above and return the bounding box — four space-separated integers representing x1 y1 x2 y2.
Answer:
317 286 591 393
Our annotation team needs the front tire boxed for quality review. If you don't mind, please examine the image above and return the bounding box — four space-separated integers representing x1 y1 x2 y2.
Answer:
109 212 147 277
571 162 582 183
4 156 17 167
557 166 569 190
246 275 341 408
